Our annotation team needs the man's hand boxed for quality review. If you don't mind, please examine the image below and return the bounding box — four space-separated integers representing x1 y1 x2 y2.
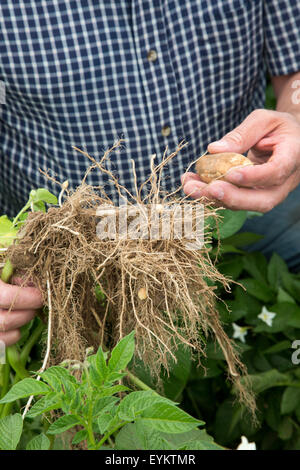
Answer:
182 109 300 212
0 277 43 346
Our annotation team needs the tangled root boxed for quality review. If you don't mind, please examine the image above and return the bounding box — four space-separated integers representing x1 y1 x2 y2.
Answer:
7 140 256 415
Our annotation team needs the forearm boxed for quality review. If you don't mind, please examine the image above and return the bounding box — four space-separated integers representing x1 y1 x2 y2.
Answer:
271 72 300 123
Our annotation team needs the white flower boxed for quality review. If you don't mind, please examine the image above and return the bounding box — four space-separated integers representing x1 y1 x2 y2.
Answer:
237 436 256 450
258 306 276 327
232 323 248 343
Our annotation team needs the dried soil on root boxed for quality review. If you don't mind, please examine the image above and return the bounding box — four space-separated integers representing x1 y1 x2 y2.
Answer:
7 141 256 415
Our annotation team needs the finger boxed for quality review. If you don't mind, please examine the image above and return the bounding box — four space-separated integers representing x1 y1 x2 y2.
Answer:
197 180 290 212
246 149 271 164
0 329 21 346
181 172 201 185
224 143 297 188
0 309 36 332
182 179 208 199
11 275 36 288
207 109 280 154
0 279 43 310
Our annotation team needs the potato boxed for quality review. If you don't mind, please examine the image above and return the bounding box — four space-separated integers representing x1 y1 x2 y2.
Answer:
195 153 253 184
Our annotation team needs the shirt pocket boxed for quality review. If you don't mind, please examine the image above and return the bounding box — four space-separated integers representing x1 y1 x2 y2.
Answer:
198 0 264 63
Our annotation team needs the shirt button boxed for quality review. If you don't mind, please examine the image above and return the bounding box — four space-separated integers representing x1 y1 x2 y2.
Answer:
147 49 158 62
161 125 171 137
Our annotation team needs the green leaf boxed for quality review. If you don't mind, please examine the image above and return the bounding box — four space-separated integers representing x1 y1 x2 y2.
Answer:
98 385 130 398
242 252 268 284
47 415 81 435
26 433 50 450
92 397 119 418
221 232 264 247
118 391 174 421
161 428 223 450
278 416 293 440
205 341 225 360
296 404 300 423
252 352 272 372
115 422 167 450
268 253 289 288
263 340 291 355
106 372 127 382
239 278 275 303
217 257 244 280
233 286 262 322
162 344 191 401
72 429 88 445
180 439 224 450
89 363 104 387
0 215 18 247
213 210 248 239
40 366 77 392
212 244 244 255
116 422 223 451
108 331 135 373
0 378 51 404
282 273 300 303
0 414 23 450
97 410 116 434
95 346 108 381
265 389 282 432
277 287 296 304
136 421 170 450
26 392 62 418
281 387 300 415
193 357 223 379
214 400 241 445
243 369 289 394
35 188 58 204
138 402 204 434
32 201 46 213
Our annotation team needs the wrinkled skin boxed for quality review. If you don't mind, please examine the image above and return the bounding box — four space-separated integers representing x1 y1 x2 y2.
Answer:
182 109 300 213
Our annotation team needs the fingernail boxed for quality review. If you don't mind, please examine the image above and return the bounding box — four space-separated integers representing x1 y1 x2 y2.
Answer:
181 174 188 185
208 140 229 150
208 185 224 200
225 171 243 184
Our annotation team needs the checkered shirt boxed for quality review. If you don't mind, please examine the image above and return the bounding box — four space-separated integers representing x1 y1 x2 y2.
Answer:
0 0 300 215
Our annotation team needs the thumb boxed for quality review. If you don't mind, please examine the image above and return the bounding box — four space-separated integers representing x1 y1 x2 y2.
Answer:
207 109 279 154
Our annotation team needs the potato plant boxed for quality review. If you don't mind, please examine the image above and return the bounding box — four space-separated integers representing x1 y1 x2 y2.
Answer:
0 332 223 450
0 187 299 450
0 188 223 450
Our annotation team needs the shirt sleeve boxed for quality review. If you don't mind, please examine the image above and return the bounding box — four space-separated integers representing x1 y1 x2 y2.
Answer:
264 0 300 76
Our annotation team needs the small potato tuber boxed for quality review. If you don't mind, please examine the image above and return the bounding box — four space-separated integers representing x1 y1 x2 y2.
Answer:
196 153 253 184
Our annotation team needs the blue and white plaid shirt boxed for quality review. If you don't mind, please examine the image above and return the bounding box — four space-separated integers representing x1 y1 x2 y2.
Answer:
0 0 300 216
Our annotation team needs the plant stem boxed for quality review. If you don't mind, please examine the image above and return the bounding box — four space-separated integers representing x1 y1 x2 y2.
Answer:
86 423 97 449
0 321 44 418
6 346 29 379
107 436 114 448
96 422 126 450
0 362 10 399
0 374 19 418
0 259 15 410
20 321 45 365
12 202 31 227
126 370 153 391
